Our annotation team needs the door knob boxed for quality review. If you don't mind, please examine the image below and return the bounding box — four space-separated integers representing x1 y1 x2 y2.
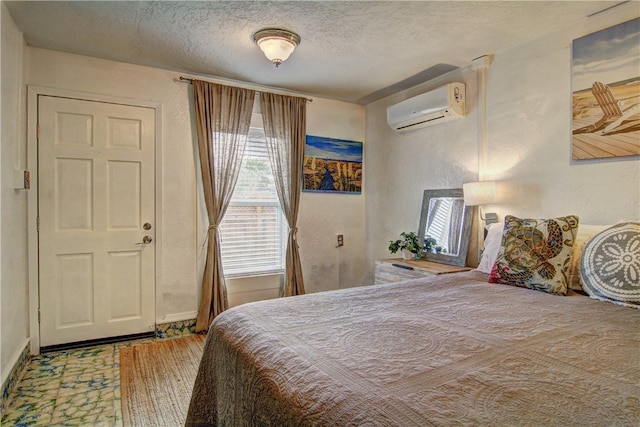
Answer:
137 236 153 245
143 223 152 230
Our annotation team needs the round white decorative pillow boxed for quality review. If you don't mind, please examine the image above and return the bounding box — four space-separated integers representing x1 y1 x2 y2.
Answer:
580 222 640 308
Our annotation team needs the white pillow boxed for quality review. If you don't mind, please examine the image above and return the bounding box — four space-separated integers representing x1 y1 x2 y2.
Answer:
476 222 504 274
568 224 610 292
580 222 640 307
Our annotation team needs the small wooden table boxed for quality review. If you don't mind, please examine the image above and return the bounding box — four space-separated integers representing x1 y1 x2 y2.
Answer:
374 258 472 285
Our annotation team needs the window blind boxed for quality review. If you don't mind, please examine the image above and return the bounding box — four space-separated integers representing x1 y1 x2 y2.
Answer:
219 127 286 276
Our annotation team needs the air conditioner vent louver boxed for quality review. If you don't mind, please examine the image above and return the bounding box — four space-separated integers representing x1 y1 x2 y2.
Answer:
387 83 465 132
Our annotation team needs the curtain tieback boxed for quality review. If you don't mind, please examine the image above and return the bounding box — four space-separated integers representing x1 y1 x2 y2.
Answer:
290 227 300 248
201 224 218 249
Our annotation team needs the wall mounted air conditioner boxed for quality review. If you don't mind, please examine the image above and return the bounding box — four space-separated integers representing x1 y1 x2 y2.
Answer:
387 82 465 132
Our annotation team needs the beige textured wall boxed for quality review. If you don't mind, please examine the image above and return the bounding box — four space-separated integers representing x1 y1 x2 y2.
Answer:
216 97 367 306
364 3 639 282
484 6 640 224
364 69 481 283
1 3 29 386
27 48 366 323
28 48 200 323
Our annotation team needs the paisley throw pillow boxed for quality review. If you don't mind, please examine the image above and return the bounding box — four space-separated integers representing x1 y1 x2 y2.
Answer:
489 215 580 295
580 222 640 308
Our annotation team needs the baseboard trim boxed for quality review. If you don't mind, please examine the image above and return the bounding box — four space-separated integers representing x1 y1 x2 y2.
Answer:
1 338 31 412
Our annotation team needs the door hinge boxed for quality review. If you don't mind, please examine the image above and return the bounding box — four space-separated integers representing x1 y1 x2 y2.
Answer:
38 308 41 323
36 124 40 139
37 216 40 232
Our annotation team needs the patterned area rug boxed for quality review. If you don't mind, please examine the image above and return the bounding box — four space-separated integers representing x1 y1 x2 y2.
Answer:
120 335 206 426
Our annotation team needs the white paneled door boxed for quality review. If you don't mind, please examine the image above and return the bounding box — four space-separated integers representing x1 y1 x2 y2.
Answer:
38 95 156 347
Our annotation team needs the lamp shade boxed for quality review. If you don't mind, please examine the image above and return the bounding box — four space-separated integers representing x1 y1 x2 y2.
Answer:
463 181 496 206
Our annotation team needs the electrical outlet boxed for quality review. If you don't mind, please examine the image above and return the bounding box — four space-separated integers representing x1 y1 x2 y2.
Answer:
336 234 344 247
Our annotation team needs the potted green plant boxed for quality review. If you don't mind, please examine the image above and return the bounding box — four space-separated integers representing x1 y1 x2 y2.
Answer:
424 237 437 253
389 232 422 260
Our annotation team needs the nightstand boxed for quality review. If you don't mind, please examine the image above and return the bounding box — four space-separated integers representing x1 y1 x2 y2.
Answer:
374 258 472 285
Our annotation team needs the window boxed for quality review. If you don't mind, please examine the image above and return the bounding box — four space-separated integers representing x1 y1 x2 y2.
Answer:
427 198 453 251
219 126 286 276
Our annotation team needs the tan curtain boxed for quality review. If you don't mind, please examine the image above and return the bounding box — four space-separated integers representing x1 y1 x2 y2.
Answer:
193 80 255 332
260 93 307 297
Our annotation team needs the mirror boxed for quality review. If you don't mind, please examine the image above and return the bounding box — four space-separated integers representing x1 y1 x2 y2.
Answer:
417 188 473 267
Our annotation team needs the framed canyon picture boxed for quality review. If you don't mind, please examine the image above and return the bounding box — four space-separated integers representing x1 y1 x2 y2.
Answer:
303 135 363 194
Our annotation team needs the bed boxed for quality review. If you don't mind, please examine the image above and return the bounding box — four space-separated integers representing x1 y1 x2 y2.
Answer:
186 220 640 426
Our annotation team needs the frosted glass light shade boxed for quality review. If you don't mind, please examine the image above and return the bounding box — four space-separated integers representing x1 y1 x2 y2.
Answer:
254 29 300 67
463 181 496 206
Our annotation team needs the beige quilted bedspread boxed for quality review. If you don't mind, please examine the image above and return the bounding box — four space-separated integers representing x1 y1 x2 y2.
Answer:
186 271 640 426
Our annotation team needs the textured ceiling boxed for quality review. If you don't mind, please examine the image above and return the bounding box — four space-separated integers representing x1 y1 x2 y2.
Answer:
4 1 625 104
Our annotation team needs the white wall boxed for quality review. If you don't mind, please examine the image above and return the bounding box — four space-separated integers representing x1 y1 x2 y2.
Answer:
365 69 482 283
300 99 366 292
364 3 639 279
484 5 640 223
1 3 29 386
219 97 366 305
28 48 201 323
26 48 366 327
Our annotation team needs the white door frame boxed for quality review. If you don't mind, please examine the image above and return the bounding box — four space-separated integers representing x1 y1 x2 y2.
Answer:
27 86 163 355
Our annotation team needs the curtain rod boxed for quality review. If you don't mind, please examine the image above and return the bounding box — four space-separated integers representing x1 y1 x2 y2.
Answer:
179 76 313 102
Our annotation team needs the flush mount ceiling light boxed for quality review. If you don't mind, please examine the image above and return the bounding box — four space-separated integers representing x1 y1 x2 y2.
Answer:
253 28 301 67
